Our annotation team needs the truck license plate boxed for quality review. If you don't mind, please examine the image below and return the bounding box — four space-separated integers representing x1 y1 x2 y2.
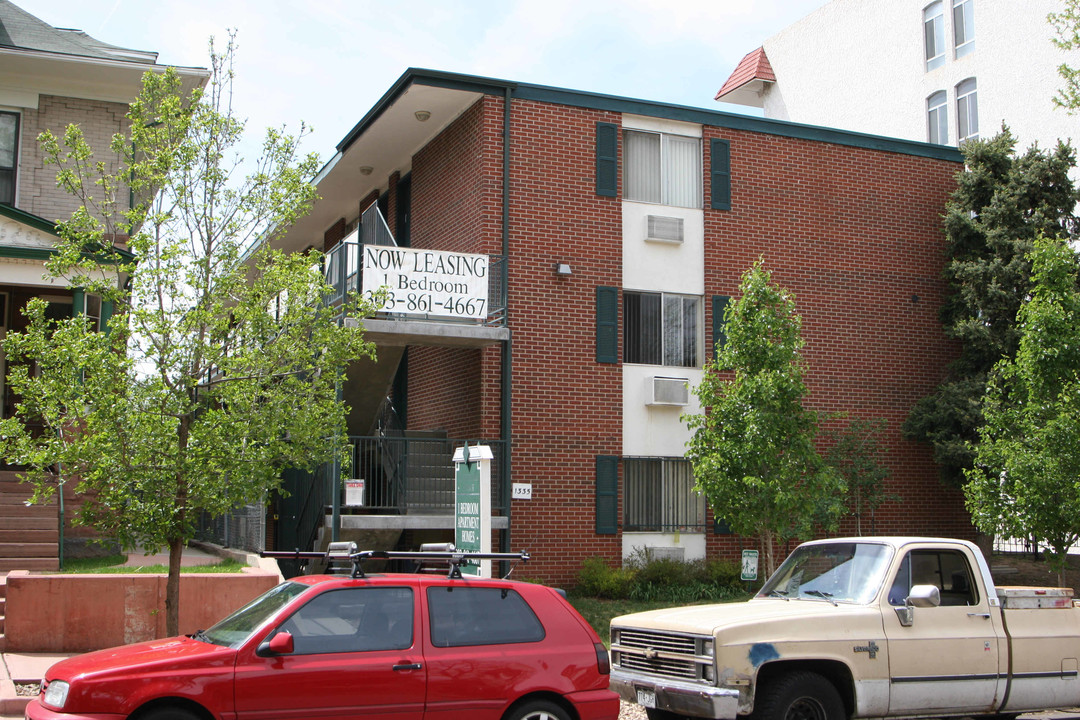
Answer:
637 689 656 708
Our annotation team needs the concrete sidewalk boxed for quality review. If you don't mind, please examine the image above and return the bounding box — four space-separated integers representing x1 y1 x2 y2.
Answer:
0 542 276 719
1 651 64 718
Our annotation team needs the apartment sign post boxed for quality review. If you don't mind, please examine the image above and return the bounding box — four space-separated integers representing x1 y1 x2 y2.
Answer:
453 444 493 577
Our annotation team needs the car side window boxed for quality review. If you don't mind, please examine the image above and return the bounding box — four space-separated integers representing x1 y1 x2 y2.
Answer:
888 550 978 607
278 586 413 654
427 586 545 647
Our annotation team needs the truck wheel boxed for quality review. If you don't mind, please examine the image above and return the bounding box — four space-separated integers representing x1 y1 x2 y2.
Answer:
646 709 688 720
752 671 844 720
505 699 571 720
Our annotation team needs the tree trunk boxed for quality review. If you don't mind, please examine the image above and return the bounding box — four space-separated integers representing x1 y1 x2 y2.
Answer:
166 537 183 637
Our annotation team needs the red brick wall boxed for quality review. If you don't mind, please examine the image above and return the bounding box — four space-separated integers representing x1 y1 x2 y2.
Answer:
498 99 625 583
403 92 967 586
700 128 968 561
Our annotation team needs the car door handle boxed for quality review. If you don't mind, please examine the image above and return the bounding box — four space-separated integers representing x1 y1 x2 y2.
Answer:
967 612 990 619
393 662 423 671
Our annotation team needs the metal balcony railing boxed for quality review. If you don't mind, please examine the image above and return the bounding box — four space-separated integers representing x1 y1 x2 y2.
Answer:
323 204 506 327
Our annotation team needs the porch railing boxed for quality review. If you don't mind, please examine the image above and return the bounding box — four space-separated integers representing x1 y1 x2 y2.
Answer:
343 436 508 515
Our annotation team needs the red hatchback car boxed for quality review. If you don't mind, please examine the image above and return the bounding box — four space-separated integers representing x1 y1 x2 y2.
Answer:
25 548 618 720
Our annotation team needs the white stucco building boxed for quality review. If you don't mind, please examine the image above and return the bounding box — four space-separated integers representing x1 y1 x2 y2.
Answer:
717 0 1077 153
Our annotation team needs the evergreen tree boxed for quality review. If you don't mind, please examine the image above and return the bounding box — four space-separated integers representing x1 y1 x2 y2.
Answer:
903 129 1078 484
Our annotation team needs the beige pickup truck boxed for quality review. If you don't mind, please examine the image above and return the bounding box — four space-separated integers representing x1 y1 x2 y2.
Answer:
610 537 1080 720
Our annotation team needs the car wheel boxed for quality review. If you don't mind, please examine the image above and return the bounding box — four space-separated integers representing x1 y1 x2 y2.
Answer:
139 707 201 720
505 699 571 720
751 671 844 720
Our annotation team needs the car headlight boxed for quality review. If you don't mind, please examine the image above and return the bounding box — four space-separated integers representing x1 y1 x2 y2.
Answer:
43 680 69 709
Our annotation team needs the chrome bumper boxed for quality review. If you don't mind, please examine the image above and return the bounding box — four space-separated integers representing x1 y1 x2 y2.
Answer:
610 670 740 720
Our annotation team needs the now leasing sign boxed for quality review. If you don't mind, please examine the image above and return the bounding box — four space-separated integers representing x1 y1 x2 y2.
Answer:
362 245 489 319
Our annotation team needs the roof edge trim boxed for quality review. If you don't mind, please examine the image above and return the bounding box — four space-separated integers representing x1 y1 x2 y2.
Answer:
335 68 964 163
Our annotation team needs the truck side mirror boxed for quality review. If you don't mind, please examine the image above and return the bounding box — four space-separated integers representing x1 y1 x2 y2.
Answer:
894 584 940 627
908 584 941 608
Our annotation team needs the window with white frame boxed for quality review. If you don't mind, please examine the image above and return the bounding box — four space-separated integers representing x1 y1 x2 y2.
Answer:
623 129 702 209
953 0 974 58
927 91 948 145
956 78 978 143
924 2 945 71
624 291 701 367
623 457 705 532
0 112 18 206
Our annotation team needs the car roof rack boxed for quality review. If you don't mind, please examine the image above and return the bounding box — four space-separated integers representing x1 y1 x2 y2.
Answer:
263 542 530 579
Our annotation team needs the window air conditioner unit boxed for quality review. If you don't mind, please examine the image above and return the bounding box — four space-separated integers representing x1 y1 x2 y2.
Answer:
646 215 684 243
647 376 690 406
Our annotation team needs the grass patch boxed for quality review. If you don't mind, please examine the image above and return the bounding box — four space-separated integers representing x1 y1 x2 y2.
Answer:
61 555 246 574
569 592 753 646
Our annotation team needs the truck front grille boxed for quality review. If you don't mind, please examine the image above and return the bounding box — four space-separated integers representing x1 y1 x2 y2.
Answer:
610 628 714 683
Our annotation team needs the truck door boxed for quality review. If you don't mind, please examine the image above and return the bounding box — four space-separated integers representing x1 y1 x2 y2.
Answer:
882 548 1001 715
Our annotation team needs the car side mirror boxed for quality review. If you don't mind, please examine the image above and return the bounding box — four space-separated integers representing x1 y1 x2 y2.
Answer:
894 584 940 628
257 631 295 657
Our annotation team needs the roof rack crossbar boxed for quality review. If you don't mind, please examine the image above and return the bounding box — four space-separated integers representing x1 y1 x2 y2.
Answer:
261 547 529 579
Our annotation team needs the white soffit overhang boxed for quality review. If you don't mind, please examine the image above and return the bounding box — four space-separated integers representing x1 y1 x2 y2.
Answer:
278 82 484 255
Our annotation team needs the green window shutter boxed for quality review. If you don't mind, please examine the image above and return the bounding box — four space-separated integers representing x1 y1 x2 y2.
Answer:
596 456 619 535
596 286 619 363
100 299 114 333
713 515 732 535
710 138 731 211
596 122 618 197
712 295 731 356
71 288 85 317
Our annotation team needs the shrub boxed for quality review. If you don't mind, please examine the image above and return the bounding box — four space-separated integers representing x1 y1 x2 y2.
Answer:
576 553 752 602
577 557 636 599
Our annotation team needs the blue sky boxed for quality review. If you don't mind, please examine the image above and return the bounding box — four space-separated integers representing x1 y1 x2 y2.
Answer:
18 0 831 168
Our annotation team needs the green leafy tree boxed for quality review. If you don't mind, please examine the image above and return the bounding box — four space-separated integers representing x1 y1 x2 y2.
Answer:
0 38 378 636
965 236 1080 587
903 129 1078 484
685 261 844 575
1050 0 1080 112
824 418 894 536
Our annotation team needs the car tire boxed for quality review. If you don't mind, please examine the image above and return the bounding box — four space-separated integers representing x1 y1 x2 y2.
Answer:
751 671 844 720
139 707 201 720
505 699 572 720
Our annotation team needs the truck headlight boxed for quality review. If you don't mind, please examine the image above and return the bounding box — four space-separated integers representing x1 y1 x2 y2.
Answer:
43 680 69 709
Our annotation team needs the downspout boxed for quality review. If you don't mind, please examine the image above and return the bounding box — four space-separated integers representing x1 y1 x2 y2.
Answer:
500 86 512 562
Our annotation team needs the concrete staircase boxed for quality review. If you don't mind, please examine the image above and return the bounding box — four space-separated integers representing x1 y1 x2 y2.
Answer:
0 473 59 573
401 431 455 514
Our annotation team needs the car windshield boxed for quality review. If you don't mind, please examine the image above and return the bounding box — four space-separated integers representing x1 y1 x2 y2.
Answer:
757 542 893 605
198 581 309 648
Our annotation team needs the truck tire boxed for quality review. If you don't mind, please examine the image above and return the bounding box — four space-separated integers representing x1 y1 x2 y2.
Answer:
751 671 844 720
646 709 688 720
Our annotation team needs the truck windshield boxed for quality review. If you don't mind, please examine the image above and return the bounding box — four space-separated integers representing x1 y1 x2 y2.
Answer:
757 543 893 605
198 581 309 648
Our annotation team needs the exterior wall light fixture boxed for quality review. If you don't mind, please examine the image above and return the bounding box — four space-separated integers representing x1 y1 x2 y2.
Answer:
414 110 432 122
359 166 374 176
555 262 572 276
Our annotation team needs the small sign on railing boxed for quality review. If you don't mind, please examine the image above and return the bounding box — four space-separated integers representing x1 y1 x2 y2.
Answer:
344 479 365 507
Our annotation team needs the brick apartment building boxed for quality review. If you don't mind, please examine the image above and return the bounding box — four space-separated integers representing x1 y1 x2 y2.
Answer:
271 69 971 585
